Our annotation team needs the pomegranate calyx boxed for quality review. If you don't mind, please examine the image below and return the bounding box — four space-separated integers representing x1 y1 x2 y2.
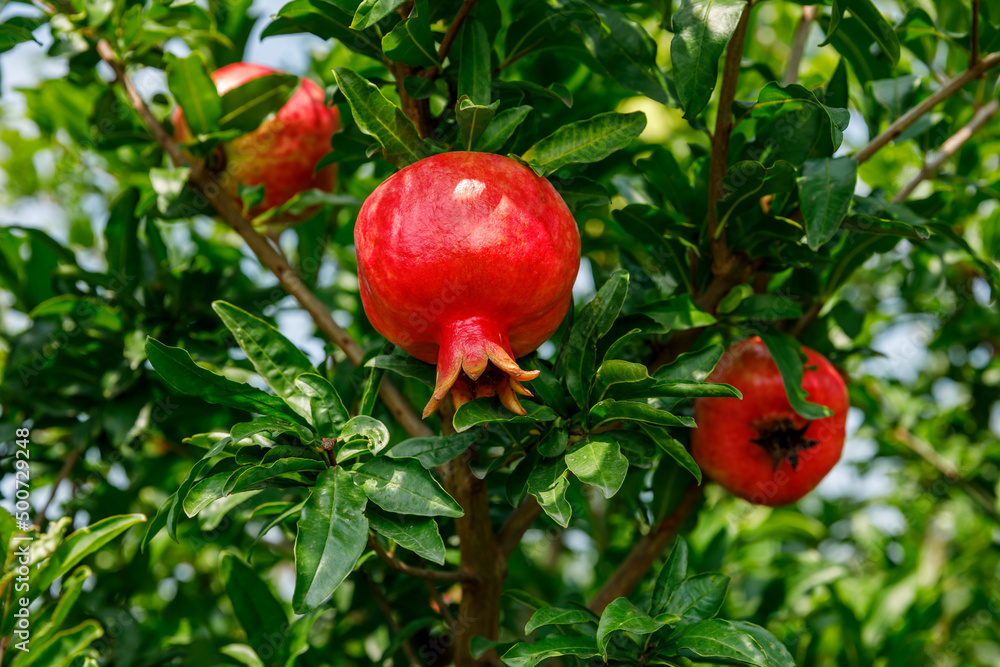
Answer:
750 417 819 472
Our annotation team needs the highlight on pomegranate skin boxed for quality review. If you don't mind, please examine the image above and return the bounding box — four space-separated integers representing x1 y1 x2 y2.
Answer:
354 152 581 418
690 336 849 506
171 62 340 218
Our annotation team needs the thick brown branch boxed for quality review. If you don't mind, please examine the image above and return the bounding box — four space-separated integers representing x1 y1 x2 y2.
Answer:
423 0 479 80
588 484 703 614
95 39 433 439
782 5 817 86
893 99 999 202
496 496 542 558
854 51 1000 164
368 534 467 581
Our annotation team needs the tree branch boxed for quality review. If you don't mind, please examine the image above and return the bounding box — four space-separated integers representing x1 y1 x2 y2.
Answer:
854 51 1000 164
588 484 703 614
893 99 999 202
361 571 422 667
496 496 542 558
95 39 433 439
38 448 80 528
423 0 479 80
782 5 817 86
368 534 467 581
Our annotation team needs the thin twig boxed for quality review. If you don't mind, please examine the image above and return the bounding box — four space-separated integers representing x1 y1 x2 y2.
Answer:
893 99 1000 202
782 5 817 86
425 579 458 632
361 571 422 667
588 484 703 614
496 496 542 558
368 534 467 581
94 39 433 439
854 51 1000 164
38 449 80 528
423 0 479 79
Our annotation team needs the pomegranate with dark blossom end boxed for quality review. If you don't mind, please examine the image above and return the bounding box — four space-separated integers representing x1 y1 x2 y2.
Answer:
172 62 340 218
355 152 581 417
691 337 848 506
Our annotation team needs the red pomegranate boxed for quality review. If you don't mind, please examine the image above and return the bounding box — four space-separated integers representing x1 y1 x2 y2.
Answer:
355 152 581 417
171 62 339 218
690 337 848 506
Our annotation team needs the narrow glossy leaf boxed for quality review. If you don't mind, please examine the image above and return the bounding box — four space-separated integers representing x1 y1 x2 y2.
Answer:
525 607 594 634
33 514 146 592
756 331 834 420
184 468 240 517
230 416 316 445
644 427 702 482
590 399 695 429
365 354 436 386
165 52 221 135
13 620 103 667
218 74 298 133
34 566 91 639
293 467 368 613
501 636 599 667
747 83 850 152
536 428 569 457
367 509 446 564
823 0 900 65
527 457 571 527
651 539 689 615
337 415 391 461
332 67 433 168
355 458 463 517
387 430 482 468
660 618 769 666
220 552 288 650
291 373 349 435
0 17 41 55
596 597 667 659
263 0 383 60
478 105 532 153
456 96 498 151
730 621 795 667
521 112 646 176
383 14 439 67
219 645 264 667
553 176 610 211
670 0 745 117
663 573 729 624
564 439 628 499
458 19 492 106
657 344 725 382
227 458 327 494
453 398 557 433
639 294 717 330
798 157 858 250
352 0 406 29
145 338 305 424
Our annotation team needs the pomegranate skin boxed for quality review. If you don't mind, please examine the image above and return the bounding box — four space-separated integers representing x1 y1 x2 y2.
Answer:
355 152 581 417
690 337 848 506
171 62 340 219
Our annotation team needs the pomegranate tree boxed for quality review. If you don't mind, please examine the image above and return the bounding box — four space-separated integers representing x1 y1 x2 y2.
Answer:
172 62 340 218
691 337 849 506
355 152 581 418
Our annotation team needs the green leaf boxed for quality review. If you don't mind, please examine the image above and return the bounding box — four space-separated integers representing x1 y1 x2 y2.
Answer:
293 467 368 613
559 269 629 409
458 19 492 106
797 157 858 250
332 67 434 168
355 458 463 517
525 607 595 634
337 415 391 461
596 359 740 402
33 515 146 593
230 416 315 445
453 398 557 433
165 52 221 135
365 354 436 386
596 597 667 659
352 0 406 29
367 509 446 564
660 619 769 666
218 74 299 133
387 430 481 468
590 399 696 429
526 457 571 528
822 0 900 65
746 83 850 153
501 636 599 667
756 331 835 420
639 294 717 330
34 566 91 640
564 439 628 499
670 0 746 117
263 0 383 60
220 552 288 650
521 112 646 177
145 338 306 425
227 457 327 494
383 13 439 67
730 621 795 667
651 539 689 615
219 645 264 667
662 573 729 624
645 427 702 483
12 620 103 667
456 96 498 151
291 373 350 435
0 17 42 55
478 106 532 153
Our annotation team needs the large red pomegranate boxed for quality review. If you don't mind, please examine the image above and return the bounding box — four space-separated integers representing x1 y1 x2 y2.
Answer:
172 62 339 218
355 152 581 417
690 337 848 506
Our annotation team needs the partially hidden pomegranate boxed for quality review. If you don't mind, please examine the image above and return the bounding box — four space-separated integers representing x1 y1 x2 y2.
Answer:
172 62 340 218
355 152 581 418
690 337 848 506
